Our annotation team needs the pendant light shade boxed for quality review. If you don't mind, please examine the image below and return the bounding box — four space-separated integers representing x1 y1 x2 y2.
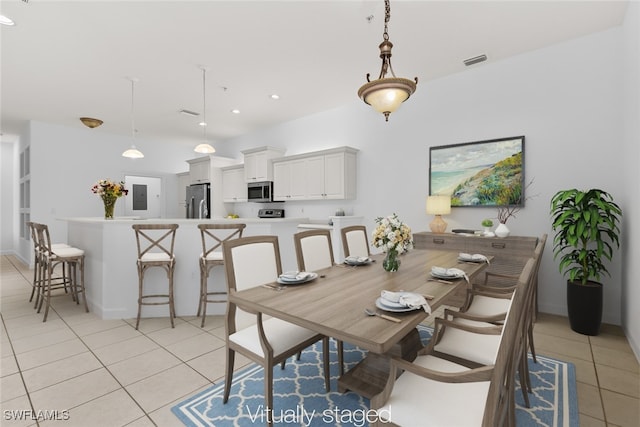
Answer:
122 78 144 159
358 0 417 121
194 143 215 154
194 67 215 154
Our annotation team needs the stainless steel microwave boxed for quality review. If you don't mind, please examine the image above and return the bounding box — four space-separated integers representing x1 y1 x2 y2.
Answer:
247 181 274 202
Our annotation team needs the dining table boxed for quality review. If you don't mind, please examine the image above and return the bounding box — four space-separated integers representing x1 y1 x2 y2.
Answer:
228 248 492 398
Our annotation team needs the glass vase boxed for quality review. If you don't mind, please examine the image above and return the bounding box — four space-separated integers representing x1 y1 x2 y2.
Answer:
103 197 116 220
382 248 400 272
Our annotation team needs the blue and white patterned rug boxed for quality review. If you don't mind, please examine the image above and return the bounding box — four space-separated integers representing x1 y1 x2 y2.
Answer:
172 326 577 426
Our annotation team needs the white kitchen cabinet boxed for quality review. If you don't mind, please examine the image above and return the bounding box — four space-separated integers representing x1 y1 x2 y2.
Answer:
273 158 307 201
176 171 190 212
242 146 285 182
222 165 247 202
272 146 358 201
187 156 210 184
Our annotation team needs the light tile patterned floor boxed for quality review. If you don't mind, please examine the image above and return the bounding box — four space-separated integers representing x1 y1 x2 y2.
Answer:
1 255 638 426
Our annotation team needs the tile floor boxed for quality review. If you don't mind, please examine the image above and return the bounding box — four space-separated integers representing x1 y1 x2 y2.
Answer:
1 254 638 426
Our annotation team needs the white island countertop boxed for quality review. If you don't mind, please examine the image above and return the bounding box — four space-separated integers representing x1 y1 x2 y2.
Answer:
61 217 308 320
62 216 309 224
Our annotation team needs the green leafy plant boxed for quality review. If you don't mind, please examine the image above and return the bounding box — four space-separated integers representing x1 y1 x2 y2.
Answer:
481 219 493 227
550 189 622 285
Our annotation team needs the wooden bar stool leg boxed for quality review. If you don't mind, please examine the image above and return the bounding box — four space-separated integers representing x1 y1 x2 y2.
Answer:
135 263 144 330
169 263 176 328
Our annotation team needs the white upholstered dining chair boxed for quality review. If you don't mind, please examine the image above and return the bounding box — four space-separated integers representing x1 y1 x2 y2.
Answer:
293 229 345 374
340 225 371 258
222 235 330 424
370 257 536 427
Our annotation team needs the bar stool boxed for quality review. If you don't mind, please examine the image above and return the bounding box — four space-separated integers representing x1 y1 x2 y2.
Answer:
33 223 88 322
197 223 246 327
28 221 71 309
132 224 179 329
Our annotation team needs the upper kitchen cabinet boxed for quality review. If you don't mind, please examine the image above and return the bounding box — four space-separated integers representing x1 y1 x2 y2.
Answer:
272 146 358 201
221 165 247 202
187 156 211 184
241 146 285 182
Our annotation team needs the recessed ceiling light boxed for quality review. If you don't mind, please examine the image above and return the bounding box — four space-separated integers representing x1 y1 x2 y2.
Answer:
199 121 206 126
231 109 240 114
463 54 488 66
179 109 199 117
0 15 15 26
270 94 280 100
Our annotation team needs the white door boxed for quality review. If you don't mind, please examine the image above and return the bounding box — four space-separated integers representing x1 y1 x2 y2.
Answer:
124 175 162 218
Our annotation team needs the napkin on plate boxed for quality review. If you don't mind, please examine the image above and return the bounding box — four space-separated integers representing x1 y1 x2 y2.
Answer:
431 266 469 282
381 290 431 314
459 252 490 264
280 271 312 281
345 255 370 264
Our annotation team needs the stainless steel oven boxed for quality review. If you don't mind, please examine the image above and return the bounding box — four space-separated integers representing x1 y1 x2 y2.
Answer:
247 181 274 203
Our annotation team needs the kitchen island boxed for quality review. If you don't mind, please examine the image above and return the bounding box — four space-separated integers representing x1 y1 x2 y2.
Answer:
62 217 307 320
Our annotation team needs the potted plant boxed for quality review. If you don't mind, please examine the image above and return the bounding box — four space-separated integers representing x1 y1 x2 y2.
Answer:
550 188 622 335
481 219 494 236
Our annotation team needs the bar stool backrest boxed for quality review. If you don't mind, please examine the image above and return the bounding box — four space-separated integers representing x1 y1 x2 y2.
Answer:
132 224 179 263
198 223 246 260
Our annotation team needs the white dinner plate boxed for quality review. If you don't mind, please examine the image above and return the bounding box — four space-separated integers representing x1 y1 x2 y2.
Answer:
430 272 462 280
276 272 318 285
375 297 419 312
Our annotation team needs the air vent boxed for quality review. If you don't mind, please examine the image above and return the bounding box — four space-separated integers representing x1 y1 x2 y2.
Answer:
463 54 487 66
179 109 199 117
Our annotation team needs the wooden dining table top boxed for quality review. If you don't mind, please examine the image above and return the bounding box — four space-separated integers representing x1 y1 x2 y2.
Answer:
229 249 491 354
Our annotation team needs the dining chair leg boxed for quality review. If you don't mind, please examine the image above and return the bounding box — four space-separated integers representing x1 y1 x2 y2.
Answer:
519 351 531 408
322 337 330 392
264 359 274 427
337 340 344 376
223 348 235 404
197 263 205 318
528 324 537 363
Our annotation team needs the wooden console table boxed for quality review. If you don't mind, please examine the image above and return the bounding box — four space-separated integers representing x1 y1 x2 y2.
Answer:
413 231 539 307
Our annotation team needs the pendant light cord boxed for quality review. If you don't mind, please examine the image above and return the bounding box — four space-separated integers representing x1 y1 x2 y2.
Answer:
202 68 207 140
130 79 136 139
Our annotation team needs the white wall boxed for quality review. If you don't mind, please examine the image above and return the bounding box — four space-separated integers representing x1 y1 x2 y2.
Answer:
621 1 640 358
7 9 637 355
0 142 16 254
21 121 195 262
215 27 629 328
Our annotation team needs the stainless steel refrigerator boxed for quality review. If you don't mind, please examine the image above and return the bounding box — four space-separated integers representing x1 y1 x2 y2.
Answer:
186 183 210 219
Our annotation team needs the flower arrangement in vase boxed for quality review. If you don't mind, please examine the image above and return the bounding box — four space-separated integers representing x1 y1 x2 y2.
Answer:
372 213 413 272
494 178 536 238
91 179 129 219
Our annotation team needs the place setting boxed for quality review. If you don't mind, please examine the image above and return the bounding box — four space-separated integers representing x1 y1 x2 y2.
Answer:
369 290 432 322
457 252 490 264
276 270 318 285
428 265 470 284
342 255 374 266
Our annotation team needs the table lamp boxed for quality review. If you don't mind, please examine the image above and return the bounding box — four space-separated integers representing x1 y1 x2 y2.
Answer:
426 195 451 233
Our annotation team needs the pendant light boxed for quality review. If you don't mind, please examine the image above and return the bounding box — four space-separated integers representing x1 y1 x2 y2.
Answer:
122 78 144 159
194 67 215 154
357 0 418 122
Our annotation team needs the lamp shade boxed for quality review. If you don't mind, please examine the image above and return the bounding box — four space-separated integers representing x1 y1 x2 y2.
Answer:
122 145 144 159
194 143 215 154
426 195 451 215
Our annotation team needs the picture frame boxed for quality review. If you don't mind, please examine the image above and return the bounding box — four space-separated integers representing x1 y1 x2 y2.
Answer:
429 136 525 207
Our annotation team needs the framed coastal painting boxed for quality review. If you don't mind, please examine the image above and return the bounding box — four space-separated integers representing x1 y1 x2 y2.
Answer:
429 136 525 207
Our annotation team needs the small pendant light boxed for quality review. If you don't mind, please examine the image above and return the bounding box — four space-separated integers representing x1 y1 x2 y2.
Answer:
122 78 144 158
194 67 215 154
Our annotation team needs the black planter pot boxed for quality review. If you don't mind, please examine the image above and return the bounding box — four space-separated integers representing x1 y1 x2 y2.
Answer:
566 280 603 336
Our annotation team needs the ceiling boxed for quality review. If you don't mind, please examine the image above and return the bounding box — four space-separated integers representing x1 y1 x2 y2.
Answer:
0 1 629 148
